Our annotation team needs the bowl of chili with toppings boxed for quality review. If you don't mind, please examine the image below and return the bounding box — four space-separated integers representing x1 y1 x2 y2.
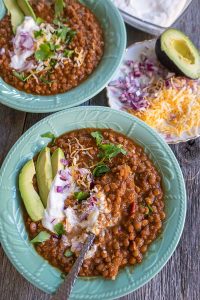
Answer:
0 106 186 299
0 0 126 112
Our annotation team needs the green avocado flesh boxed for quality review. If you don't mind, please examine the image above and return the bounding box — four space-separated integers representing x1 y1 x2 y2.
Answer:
51 148 65 179
19 159 44 222
3 0 24 33
17 0 36 20
155 28 200 79
36 147 53 207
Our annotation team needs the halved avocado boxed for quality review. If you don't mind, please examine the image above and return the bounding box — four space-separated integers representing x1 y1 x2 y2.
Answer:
36 147 53 207
17 0 36 21
155 28 200 79
3 0 24 33
51 148 65 179
19 159 44 222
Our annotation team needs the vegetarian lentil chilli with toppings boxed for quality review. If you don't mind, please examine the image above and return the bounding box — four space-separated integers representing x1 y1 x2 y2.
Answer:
19 128 165 280
0 0 104 95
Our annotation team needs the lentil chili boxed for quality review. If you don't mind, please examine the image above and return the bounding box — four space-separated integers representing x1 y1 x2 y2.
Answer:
0 0 104 95
25 128 165 280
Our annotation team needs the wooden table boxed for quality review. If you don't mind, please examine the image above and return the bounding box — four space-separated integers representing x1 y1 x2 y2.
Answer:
0 1 200 299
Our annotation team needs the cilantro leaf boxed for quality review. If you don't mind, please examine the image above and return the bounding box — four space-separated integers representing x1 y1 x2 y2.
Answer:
31 231 50 244
99 143 127 159
40 76 53 85
65 29 76 44
34 29 43 38
36 17 44 25
147 204 154 214
64 249 73 257
64 49 74 58
54 223 66 236
41 132 56 139
13 71 27 82
74 191 90 201
55 0 65 18
41 132 56 144
35 43 53 61
93 164 110 177
91 131 103 146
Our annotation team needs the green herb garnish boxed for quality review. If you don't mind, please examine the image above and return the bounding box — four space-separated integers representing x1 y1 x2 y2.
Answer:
34 29 43 38
54 223 66 236
74 191 90 201
99 143 127 160
40 76 53 85
147 204 154 214
30 231 50 244
41 132 56 144
63 49 74 58
64 249 73 257
91 131 103 146
13 70 29 82
55 0 65 18
91 131 127 176
36 17 45 25
60 273 66 279
93 164 110 177
35 43 53 61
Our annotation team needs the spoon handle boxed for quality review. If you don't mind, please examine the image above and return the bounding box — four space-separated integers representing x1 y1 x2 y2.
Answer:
52 233 95 300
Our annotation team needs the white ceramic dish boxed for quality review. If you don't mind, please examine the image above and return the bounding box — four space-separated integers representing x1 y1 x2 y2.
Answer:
107 39 200 144
111 0 193 35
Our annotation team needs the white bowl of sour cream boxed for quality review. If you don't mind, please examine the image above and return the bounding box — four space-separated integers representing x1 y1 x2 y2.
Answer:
112 0 193 35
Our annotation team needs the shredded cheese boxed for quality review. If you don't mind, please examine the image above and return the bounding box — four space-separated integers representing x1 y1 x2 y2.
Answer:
128 77 200 137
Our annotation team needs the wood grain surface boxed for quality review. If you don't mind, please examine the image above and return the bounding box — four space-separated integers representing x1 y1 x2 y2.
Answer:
0 0 200 299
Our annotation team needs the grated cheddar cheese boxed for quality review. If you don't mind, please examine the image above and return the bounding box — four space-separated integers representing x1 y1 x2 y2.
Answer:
128 77 200 137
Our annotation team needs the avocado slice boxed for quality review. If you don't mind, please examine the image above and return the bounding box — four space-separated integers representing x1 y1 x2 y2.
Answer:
155 28 200 79
36 147 53 207
17 0 36 21
3 0 24 33
51 148 65 179
19 159 44 222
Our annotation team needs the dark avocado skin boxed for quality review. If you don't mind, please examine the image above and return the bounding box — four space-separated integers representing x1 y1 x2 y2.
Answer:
155 37 185 76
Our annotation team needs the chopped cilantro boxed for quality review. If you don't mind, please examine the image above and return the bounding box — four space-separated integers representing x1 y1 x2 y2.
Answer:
34 29 43 38
65 29 76 44
93 164 110 177
36 17 44 25
91 131 103 146
35 43 53 61
54 223 66 236
55 0 65 18
40 76 53 85
147 204 154 214
99 143 127 160
63 49 74 58
41 132 56 144
74 191 90 201
30 231 50 244
13 71 28 82
64 249 73 257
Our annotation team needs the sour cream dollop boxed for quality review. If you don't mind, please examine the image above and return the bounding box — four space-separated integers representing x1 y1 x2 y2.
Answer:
10 17 39 71
42 168 76 232
112 0 187 27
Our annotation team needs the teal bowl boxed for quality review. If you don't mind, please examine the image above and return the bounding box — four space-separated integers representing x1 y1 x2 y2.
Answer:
0 107 186 299
0 1 126 113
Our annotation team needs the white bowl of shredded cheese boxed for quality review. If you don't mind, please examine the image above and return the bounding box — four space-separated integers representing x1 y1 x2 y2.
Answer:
107 39 200 144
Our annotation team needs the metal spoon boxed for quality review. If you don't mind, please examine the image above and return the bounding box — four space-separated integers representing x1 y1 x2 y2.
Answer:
51 233 95 300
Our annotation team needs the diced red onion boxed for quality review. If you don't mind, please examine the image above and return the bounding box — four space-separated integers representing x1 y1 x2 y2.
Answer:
60 158 68 166
108 54 174 112
56 186 64 193
0 48 5 55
